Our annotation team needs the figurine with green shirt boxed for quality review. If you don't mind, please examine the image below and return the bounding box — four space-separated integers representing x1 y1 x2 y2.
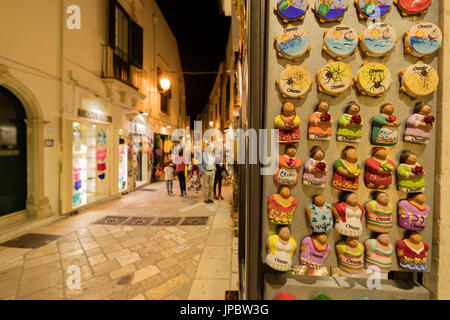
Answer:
397 150 425 193
337 101 363 143
371 103 401 146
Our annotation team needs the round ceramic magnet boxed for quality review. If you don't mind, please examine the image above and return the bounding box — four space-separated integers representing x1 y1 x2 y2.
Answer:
394 0 432 16
313 0 349 23
275 25 311 61
323 24 358 60
276 65 313 99
400 62 439 99
360 22 397 57
356 0 392 19
317 61 353 96
275 0 309 22
354 62 392 97
404 22 442 58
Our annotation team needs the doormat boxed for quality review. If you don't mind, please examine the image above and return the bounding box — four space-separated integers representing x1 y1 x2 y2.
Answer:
180 216 209 226
94 216 130 225
152 217 182 226
0 233 61 249
123 217 155 226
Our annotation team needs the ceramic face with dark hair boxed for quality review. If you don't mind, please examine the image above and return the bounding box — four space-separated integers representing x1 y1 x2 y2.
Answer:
266 226 297 272
332 147 361 191
365 191 393 232
338 103 363 143
303 146 327 188
404 103 434 145
397 151 425 193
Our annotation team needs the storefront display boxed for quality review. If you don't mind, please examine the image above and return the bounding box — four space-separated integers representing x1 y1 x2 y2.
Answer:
276 65 313 99
118 133 127 192
404 102 434 144
313 0 349 23
400 62 439 99
356 0 392 19
337 102 363 143
317 61 353 97
364 233 393 273
322 23 358 60
307 101 333 140
274 25 311 61
360 22 398 58
302 146 328 188
274 102 301 144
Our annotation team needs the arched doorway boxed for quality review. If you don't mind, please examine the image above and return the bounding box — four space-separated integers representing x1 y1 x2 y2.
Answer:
0 86 27 216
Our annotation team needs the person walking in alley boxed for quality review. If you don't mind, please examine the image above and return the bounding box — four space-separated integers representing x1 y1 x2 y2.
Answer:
214 163 227 200
201 146 216 204
164 161 175 195
175 150 187 196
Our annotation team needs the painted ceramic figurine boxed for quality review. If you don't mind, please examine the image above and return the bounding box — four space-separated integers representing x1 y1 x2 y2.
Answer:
356 0 392 19
274 145 303 186
332 146 362 191
300 233 332 269
394 0 432 17
398 192 430 231
275 0 309 23
354 62 392 97
306 195 334 233
404 102 434 144
397 150 425 193
274 102 301 144
360 22 398 58
313 0 349 23
308 101 334 141
266 225 298 272
337 101 363 143
404 22 443 59
400 62 439 100
396 231 429 272
336 236 365 274
365 191 394 232
303 146 328 188
371 103 401 146
268 186 298 225
364 147 396 190
334 192 364 237
322 23 359 60
365 233 393 273
275 25 311 61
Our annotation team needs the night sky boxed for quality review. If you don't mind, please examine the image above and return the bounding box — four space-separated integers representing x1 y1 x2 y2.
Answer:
155 0 231 127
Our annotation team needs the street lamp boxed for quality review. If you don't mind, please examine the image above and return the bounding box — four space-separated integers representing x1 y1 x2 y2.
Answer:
160 78 171 91
209 121 214 127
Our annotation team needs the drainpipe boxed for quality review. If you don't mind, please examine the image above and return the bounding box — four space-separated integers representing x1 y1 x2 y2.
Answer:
59 0 67 214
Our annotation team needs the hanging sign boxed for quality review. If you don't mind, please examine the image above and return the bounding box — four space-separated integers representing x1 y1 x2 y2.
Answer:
78 109 112 123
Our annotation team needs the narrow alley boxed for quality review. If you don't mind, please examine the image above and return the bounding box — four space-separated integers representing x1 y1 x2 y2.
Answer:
0 182 238 300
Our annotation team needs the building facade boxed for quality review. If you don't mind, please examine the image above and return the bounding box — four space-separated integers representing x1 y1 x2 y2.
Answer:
0 0 186 240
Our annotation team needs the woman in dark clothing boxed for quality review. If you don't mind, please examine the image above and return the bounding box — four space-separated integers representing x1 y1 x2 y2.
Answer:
214 164 227 200
176 150 187 196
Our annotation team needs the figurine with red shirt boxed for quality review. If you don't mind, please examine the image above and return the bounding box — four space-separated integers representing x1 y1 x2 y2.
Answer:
268 186 298 225
333 192 365 237
274 144 303 186
396 231 429 272
364 147 396 190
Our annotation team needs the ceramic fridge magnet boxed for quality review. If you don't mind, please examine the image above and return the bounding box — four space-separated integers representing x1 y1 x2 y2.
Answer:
360 22 398 58
400 62 439 100
397 150 425 193
371 103 401 146
354 62 392 97
268 186 299 225
365 191 394 232
266 225 298 272
364 233 393 273
274 145 303 186
300 233 332 269
364 147 396 190
336 237 365 274
276 65 313 99
334 192 365 237
404 22 442 59
355 0 392 19
275 0 309 23
275 25 311 61
274 292 297 300
332 146 362 191
306 195 334 232
317 61 353 97
404 102 434 145
303 146 328 188
308 101 334 141
322 23 358 60
274 102 301 144
337 101 363 143
393 0 432 16
396 232 429 272
398 193 430 231
313 0 349 23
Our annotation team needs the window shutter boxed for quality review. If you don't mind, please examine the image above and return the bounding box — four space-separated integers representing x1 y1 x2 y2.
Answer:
131 21 143 69
108 0 116 48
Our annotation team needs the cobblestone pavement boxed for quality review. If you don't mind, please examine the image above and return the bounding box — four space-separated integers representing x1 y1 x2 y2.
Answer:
0 181 238 300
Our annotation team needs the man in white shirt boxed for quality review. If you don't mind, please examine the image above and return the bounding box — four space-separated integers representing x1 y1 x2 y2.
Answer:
164 162 175 195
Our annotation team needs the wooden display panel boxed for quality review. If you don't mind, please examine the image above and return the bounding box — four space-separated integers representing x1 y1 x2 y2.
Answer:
262 0 441 272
